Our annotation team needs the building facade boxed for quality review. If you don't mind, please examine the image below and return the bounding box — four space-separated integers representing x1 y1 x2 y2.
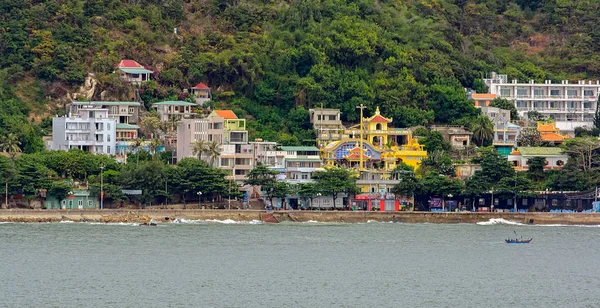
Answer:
484 72 600 133
48 107 117 155
116 59 153 84
318 107 427 193
190 82 212 105
309 108 346 144
508 147 568 171
152 101 197 122
279 146 323 184
68 101 141 125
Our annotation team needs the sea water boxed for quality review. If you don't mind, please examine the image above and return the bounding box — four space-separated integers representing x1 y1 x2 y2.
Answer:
1 219 599 307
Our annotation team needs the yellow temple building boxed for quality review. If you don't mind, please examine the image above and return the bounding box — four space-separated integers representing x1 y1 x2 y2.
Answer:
317 107 428 193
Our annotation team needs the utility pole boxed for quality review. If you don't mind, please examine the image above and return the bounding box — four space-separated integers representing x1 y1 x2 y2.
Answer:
100 164 104 210
356 104 367 171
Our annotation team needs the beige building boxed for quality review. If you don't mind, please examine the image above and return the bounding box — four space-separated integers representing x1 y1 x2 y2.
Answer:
431 125 472 149
309 108 346 143
152 101 197 122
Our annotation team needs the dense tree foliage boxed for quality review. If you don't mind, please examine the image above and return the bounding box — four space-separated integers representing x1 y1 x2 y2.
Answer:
2 0 600 146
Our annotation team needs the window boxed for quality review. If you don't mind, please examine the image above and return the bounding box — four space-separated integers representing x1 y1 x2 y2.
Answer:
552 199 558 206
584 90 594 97
584 103 592 109
567 89 577 97
479 198 485 206
533 89 544 96
317 115 322 121
301 174 309 180
68 200 73 208
568 102 577 109
494 198 499 206
88 200 93 207
129 108 134 113
522 199 528 206
550 89 560 96
500 89 511 97
107 146 111 153
516 88 528 96
78 200 83 207
533 102 544 109
516 101 527 108
328 115 336 121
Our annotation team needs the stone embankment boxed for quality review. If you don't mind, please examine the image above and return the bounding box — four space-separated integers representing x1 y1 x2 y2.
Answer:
1 209 600 225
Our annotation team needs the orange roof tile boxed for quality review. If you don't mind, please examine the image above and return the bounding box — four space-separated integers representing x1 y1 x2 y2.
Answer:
214 110 238 119
471 93 497 99
540 132 566 142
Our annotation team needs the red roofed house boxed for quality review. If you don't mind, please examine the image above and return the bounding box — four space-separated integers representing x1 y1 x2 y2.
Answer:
190 82 212 105
116 59 153 84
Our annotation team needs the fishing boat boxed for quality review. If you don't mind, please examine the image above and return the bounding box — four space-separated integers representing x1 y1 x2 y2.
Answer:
506 230 532 244
505 238 533 244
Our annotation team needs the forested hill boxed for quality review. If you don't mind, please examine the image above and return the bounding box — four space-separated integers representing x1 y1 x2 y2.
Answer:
1 0 599 148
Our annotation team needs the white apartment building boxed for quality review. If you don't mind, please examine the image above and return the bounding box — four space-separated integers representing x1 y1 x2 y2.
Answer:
484 72 600 133
48 107 117 155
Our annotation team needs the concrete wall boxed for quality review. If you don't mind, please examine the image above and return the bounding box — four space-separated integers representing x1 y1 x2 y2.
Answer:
2 209 600 225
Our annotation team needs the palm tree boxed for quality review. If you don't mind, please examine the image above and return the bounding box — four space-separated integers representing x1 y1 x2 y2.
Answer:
192 140 207 161
131 138 143 166
470 115 494 146
0 133 20 209
149 138 162 158
0 133 21 155
205 141 222 166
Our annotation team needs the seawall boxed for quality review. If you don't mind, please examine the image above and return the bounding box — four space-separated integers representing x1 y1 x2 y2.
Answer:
1 209 600 225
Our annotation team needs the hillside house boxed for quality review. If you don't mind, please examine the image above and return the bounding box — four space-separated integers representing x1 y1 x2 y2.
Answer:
116 59 153 84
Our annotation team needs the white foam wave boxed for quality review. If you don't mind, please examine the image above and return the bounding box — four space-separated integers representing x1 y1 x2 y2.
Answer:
477 218 525 226
170 218 262 225
89 222 140 226
367 220 395 224
59 220 75 223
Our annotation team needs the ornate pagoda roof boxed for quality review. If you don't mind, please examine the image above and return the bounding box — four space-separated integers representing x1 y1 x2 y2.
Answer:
364 107 392 123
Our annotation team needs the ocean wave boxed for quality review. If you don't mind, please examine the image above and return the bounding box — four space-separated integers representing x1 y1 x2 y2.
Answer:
88 222 140 226
477 218 525 226
170 218 262 225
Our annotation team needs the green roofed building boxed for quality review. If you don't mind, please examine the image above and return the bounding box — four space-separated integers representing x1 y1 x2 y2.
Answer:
507 147 568 171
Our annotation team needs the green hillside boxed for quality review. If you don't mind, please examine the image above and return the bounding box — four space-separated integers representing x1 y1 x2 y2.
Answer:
1 0 600 147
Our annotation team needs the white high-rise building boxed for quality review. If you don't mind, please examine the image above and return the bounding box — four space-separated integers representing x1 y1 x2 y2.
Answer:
484 72 600 133
48 106 116 155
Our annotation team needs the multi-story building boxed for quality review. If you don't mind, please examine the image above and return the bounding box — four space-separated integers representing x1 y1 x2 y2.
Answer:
484 72 600 134
430 125 472 149
152 100 197 122
309 108 346 144
116 59 153 84
48 106 116 155
68 101 141 124
469 93 497 107
479 106 519 156
319 107 427 193
280 146 323 184
177 110 250 180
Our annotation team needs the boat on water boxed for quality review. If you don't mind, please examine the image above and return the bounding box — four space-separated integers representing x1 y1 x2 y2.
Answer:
506 230 532 244
505 238 533 244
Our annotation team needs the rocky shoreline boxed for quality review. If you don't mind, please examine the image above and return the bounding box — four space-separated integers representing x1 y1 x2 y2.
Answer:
1 209 600 225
